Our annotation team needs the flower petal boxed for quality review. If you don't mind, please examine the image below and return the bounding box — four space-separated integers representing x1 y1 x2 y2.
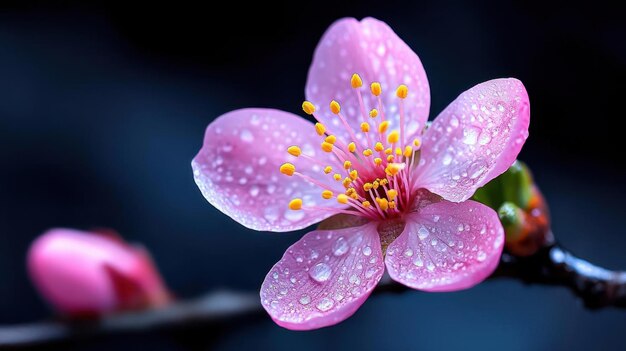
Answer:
416 78 530 202
306 17 430 147
192 108 343 232
385 200 504 292
261 223 384 330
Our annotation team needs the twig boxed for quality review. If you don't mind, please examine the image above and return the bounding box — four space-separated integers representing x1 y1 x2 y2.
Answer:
1 241 625 349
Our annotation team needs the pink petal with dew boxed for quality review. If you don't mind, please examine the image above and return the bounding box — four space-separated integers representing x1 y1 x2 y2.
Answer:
415 78 530 202
306 17 430 147
28 229 169 315
385 200 504 292
261 223 384 330
192 108 345 232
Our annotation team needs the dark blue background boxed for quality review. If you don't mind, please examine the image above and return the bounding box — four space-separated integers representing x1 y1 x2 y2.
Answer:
1 1 625 350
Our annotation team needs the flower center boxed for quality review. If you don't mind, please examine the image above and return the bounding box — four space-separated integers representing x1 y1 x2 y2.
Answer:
280 73 422 221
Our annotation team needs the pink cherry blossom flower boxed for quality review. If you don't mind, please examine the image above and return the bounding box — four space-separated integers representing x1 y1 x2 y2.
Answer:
28 228 170 317
192 17 529 330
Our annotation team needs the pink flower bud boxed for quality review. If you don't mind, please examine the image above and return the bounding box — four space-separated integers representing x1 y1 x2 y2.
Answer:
27 228 170 317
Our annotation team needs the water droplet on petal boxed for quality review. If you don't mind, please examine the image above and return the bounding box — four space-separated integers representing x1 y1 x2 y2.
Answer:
477 251 487 262
462 127 480 145
362 246 372 256
309 263 331 283
240 129 254 142
316 297 334 312
332 236 349 256
299 295 311 305
418 225 429 240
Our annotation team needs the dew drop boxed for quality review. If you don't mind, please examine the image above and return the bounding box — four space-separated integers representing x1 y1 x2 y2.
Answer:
426 261 435 271
249 186 260 197
365 266 377 278
362 246 372 256
414 257 424 267
317 297 334 312
349 274 361 285
462 127 480 145
442 153 453 166
332 237 349 256
477 251 487 262
299 295 311 305
478 132 492 145
450 116 459 128
309 263 331 282
240 129 254 142
404 248 414 257
433 215 440 223
418 225 429 240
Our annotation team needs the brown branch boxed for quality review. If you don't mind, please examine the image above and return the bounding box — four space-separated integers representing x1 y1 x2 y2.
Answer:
1 241 625 349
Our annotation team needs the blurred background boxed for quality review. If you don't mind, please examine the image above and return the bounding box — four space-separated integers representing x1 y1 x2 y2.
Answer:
1 0 625 350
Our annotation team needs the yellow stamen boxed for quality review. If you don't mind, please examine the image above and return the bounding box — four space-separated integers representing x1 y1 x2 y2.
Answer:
403 146 413 158
370 82 382 96
346 188 355 196
374 157 382 166
395 147 402 156
321 190 333 199
387 189 398 200
343 160 352 169
280 163 296 176
378 198 389 211
315 123 326 136
388 131 400 144
330 100 341 114
378 121 390 133
351 73 363 88
363 183 373 191
342 177 352 188
302 101 316 115
362 201 371 208
385 163 403 176
325 135 337 144
373 180 380 189
389 201 396 209
374 142 384 152
387 155 395 162
323 166 332 174
337 194 349 204
349 170 358 180
289 198 303 210
360 122 370 133
321 142 333 153
380 179 389 186
333 173 342 181
287 146 301 157
396 84 408 99
369 109 378 118
384 148 392 155
413 138 421 147
362 149 373 157
348 142 356 153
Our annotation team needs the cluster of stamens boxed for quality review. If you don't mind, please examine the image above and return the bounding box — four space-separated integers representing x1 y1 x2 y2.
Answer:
280 74 421 220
